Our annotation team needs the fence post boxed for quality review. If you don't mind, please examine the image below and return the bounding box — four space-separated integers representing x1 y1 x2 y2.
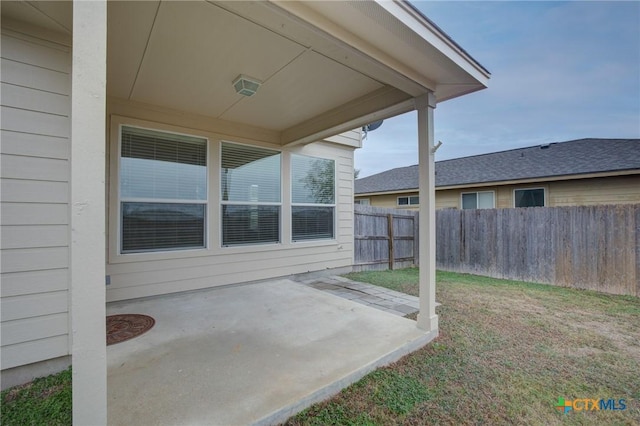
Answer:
387 213 394 270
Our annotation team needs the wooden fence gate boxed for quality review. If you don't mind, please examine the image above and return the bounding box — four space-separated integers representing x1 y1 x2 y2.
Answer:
353 205 418 272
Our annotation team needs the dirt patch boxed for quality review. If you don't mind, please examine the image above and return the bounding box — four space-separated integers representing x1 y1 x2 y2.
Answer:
3 383 32 403
571 318 640 363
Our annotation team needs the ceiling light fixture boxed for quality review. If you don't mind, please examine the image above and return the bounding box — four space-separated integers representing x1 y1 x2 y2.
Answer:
233 74 262 97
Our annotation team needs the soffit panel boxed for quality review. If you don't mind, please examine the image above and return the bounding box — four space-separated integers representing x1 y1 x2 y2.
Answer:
26 1 71 33
0 1 71 34
221 50 384 130
107 1 160 100
298 1 483 98
216 1 426 97
128 1 306 120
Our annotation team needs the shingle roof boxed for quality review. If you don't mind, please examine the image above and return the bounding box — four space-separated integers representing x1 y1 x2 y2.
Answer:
355 138 640 194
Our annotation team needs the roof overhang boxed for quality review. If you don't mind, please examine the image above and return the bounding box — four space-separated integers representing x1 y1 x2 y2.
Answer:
355 169 640 195
2 0 490 146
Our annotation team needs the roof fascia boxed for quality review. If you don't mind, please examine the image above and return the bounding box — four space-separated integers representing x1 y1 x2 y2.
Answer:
437 170 640 190
356 189 420 197
375 1 490 83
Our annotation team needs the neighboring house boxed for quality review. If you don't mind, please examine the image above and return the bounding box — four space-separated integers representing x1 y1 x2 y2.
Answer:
355 139 640 209
0 0 489 421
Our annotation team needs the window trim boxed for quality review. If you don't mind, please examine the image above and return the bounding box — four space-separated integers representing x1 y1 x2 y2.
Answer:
513 186 547 208
354 198 370 205
397 195 419 206
117 123 210 255
460 190 496 210
108 116 343 263
290 153 337 243
219 140 283 247
109 116 215 264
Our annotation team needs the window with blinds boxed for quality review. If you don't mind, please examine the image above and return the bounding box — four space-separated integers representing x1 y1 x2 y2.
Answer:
120 126 207 253
221 142 281 246
291 154 335 241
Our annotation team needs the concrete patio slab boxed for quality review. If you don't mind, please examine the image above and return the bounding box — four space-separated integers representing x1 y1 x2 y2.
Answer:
107 279 435 426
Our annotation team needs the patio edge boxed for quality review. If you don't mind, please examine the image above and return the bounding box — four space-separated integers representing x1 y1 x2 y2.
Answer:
253 328 438 426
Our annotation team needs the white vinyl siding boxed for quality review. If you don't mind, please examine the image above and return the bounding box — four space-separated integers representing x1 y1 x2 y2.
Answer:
1 26 71 370
106 102 356 302
324 129 362 148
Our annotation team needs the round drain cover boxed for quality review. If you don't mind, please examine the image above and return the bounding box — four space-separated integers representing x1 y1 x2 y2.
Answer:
106 314 155 346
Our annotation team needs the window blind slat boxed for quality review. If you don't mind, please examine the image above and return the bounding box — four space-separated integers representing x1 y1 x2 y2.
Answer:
122 203 205 253
292 206 334 241
222 205 280 246
221 143 281 246
221 143 280 203
120 126 208 253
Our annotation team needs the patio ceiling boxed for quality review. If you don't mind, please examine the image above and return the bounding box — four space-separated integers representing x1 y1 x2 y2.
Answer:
2 0 488 146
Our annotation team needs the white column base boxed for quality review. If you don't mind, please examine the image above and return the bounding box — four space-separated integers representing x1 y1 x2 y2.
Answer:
417 312 439 333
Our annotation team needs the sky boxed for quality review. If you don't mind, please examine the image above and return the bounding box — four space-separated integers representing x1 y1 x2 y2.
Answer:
355 1 640 178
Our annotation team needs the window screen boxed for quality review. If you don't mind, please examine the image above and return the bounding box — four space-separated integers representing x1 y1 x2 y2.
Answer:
477 192 494 209
462 191 494 209
221 143 281 246
398 196 419 206
120 126 207 253
291 155 335 241
462 193 477 209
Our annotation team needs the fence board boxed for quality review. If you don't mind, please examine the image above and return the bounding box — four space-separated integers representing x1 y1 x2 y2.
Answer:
435 205 639 296
354 205 418 272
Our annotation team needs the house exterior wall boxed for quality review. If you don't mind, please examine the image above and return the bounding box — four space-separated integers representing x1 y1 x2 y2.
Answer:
437 176 640 208
357 174 640 210
106 99 356 302
325 129 362 149
1 22 72 375
355 192 420 210
547 175 640 206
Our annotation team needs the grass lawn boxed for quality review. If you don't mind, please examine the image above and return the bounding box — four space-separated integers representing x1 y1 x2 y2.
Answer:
2 270 638 425
1 367 71 425
286 269 640 425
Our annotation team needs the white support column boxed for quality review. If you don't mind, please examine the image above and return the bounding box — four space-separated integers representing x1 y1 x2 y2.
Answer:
71 1 107 424
415 92 438 333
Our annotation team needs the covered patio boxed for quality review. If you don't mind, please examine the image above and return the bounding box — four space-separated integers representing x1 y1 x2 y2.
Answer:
1 1 488 424
107 278 430 425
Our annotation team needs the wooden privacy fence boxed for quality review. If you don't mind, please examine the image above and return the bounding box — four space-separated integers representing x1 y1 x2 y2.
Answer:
353 205 418 272
436 204 640 296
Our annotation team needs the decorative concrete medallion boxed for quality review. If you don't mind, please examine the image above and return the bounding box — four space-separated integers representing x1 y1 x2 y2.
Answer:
106 314 155 345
